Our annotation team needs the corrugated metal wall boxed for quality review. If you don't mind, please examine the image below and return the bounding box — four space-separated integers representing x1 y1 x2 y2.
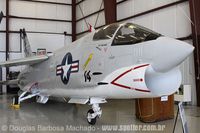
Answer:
0 0 72 92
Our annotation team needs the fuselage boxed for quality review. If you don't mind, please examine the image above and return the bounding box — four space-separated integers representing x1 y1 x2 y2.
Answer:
17 23 194 99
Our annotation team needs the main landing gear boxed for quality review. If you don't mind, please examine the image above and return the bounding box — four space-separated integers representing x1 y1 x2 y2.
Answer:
11 91 39 109
11 83 49 109
86 98 106 125
11 91 49 109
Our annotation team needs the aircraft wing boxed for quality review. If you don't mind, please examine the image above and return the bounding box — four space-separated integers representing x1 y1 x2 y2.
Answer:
0 79 19 85
0 55 49 67
68 98 89 104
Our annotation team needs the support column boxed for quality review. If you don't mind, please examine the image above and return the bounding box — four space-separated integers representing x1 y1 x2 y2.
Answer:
103 0 117 24
6 0 9 61
6 0 9 80
189 0 200 106
72 0 76 41
5 0 10 93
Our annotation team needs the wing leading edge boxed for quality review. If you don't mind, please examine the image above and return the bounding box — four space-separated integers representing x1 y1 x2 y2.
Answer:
0 79 19 85
0 55 49 67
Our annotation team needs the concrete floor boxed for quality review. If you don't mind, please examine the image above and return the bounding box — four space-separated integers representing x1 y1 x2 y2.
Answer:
0 95 200 133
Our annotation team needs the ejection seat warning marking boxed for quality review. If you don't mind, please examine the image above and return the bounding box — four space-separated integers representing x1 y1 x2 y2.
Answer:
133 78 143 82
83 53 93 70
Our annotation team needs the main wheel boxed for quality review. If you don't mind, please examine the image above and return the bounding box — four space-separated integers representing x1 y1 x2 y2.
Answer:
87 109 97 125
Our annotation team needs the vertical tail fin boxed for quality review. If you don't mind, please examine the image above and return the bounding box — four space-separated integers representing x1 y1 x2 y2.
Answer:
0 11 3 23
21 29 33 57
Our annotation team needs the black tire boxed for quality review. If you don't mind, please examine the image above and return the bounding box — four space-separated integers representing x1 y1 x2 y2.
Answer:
87 109 97 125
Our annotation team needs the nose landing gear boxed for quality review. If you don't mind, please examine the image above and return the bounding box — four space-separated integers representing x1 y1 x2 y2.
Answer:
86 98 106 125
87 109 97 125
87 103 102 125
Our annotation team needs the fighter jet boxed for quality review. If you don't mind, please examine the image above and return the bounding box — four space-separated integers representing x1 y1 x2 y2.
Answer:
0 23 194 125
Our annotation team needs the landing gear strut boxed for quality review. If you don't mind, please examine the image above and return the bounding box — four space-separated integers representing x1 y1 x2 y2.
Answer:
11 91 40 109
87 103 102 125
11 96 20 109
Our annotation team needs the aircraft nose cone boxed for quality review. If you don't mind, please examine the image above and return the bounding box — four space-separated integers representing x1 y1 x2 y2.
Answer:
151 37 194 72
174 39 194 60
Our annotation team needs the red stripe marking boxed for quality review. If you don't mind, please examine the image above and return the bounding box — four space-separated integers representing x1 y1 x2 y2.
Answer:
133 78 143 82
111 64 150 93
135 89 150 92
71 65 78 68
133 64 149 70
111 69 132 85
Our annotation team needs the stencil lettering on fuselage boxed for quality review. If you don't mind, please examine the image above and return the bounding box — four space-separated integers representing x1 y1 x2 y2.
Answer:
56 52 79 85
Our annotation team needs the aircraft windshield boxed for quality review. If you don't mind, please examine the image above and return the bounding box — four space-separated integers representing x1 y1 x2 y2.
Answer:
93 23 119 40
112 23 162 46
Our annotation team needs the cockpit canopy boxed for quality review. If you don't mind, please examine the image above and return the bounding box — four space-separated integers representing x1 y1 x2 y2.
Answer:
93 23 162 46
93 23 119 40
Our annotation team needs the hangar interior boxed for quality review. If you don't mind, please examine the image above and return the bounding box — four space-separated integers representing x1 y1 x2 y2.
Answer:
0 0 200 133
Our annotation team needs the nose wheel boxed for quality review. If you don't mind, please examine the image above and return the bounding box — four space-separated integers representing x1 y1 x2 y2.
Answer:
87 109 97 125
87 103 102 125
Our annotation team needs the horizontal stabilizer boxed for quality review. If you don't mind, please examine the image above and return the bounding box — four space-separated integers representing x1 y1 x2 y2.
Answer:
0 79 19 85
0 55 48 67
68 98 89 104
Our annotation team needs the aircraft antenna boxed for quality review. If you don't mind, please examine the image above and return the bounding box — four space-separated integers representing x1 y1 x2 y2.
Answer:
94 0 103 28
78 4 89 30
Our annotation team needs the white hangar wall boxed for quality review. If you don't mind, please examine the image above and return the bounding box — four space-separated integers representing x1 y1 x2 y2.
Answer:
76 0 105 38
0 0 6 61
76 0 196 105
9 0 72 53
0 0 72 57
0 0 73 57
0 0 7 93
